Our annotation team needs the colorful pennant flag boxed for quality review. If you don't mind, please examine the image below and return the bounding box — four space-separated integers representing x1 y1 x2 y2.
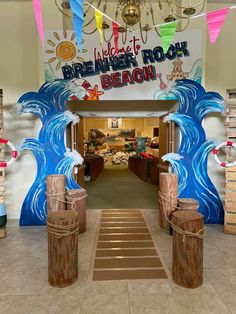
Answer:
32 0 44 46
160 21 178 54
95 9 103 45
112 22 119 55
206 7 229 44
69 0 84 51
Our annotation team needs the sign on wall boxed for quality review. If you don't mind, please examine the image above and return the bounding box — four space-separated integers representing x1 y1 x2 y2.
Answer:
44 30 202 100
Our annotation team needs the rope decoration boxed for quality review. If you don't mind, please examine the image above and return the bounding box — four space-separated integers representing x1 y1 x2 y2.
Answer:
158 191 206 242
47 219 79 239
46 191 87 211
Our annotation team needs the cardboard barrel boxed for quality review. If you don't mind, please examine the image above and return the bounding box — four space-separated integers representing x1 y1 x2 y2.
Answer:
46 175 66 212
172 210 204 289
178 198 199 211
47 210 79 287
159 173 178 230
66 189 87 233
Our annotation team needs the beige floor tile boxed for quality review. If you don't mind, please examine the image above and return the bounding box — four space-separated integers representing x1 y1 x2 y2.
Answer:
80 294 129 314
84 280 128 296
170 278 215 295
204 251 236 270
0 239 47 256
40 272 86 296
128 279 172 295
217 292 236 314
129 293 180 314
30 295 82 314
206 269 236 293
174 292 230 314
0 271 46 296
0 295 36 314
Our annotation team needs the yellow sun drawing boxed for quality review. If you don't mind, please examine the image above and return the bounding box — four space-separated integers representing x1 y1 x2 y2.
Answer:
45 31 87 70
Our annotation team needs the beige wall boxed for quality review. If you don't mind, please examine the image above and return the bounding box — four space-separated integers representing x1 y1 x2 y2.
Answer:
204 3 236 201
0 1 63 218
0 2 40 219
84 118 159 140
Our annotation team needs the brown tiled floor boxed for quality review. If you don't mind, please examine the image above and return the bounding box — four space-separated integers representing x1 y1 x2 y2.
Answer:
0 209 235 313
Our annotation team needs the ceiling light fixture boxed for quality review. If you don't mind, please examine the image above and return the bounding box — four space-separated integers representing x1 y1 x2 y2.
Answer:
55 0 206 44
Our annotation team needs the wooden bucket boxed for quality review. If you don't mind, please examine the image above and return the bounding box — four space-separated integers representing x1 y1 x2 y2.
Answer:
66 189 87 233
47 210 79 287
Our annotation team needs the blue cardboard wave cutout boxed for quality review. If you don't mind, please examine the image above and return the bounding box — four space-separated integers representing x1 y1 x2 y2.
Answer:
17 80 84 226
162 79 225 224
17 78 224 225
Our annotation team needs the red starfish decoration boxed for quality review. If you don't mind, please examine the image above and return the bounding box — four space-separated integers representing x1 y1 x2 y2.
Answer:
86 84 104 100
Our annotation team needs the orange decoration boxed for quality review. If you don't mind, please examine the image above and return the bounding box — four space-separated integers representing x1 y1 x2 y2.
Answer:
86 85 104 100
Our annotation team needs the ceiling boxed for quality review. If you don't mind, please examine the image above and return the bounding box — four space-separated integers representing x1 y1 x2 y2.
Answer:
67 99 177 118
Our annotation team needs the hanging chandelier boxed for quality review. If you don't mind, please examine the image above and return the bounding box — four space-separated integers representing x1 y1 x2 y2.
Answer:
55 0 206 44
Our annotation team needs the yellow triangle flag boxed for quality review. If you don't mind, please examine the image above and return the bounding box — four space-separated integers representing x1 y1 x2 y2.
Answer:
95 9 103 45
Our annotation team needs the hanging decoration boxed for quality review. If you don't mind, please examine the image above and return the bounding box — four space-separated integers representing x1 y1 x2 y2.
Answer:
206 7 230 44
95 9 103 46
160 21 178 53
69 0 84 51
112 21 119 55
32 0 44 46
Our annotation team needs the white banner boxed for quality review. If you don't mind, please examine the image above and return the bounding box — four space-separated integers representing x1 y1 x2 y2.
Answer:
44 30 202 100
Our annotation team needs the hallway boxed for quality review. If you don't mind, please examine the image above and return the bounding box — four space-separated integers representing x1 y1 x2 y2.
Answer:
85 165 158 209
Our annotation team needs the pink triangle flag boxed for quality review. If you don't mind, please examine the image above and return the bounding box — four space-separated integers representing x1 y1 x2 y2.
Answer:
206 7 229 44
32 0 44 47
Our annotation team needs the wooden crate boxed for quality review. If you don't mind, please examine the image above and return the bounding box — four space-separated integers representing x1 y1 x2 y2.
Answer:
224 89 236 234
0 89 6 238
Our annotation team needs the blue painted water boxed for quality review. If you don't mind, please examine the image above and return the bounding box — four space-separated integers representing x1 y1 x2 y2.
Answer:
17 80 83 226
162 79 225 223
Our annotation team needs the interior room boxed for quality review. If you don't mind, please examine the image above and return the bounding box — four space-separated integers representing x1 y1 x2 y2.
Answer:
1 0 236 313
82 116 163 209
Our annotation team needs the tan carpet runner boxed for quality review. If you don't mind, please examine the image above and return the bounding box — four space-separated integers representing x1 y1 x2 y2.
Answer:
92 209 167 281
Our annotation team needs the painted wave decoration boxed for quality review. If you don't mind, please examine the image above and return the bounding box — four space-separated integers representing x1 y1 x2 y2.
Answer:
17 80 84 226
162 79 225 224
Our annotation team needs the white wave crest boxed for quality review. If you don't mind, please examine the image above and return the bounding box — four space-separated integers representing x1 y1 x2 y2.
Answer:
162 153 183 161
163 113 174 123
65 149 84 165
15 103 23 115
66 80 87 99
64 110 80 125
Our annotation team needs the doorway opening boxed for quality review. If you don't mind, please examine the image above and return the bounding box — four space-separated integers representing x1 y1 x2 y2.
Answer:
67 100 178 209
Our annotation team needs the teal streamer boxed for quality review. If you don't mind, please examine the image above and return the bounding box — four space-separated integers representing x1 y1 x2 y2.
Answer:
69 0 84 51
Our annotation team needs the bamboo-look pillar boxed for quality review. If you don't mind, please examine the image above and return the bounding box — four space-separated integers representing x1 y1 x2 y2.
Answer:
159 173 178 230
46 175 66 212
172 211 204 289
